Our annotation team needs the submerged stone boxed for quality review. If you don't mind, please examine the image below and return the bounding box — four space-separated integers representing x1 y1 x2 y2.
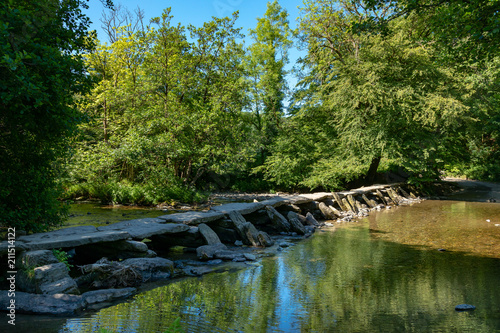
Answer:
455 304 476 311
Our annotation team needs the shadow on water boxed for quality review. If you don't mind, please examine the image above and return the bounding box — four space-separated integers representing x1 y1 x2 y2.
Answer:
6 199 500 333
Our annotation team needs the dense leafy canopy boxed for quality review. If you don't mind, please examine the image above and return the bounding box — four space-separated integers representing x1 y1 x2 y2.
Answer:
2 0 498 231
0 0 96 232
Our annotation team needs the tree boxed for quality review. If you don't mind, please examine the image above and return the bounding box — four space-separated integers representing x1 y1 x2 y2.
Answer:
247 0 292 165
0 0 110 232
261 0 472 190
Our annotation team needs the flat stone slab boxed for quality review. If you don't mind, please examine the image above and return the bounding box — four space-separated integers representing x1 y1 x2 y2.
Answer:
281 195 312 205
157 211 225 225
0 241 27 256
97 218 189 239
211 202 265 215
17 228 131 251
259 197 289 207
298 192 333 202
0 290 84 315
351 184 392 194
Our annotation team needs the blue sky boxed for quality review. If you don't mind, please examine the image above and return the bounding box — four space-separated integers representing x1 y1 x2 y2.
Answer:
83 0 306 92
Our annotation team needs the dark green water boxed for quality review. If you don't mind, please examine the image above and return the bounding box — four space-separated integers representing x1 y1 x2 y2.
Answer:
64 203 166 227
8 200 500 332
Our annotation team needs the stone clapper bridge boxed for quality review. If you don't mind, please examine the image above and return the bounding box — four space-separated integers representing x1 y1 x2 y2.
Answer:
0 184 420 315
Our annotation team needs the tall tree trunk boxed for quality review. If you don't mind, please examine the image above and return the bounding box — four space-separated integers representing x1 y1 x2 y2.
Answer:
365 156 381 184
103 98 108 143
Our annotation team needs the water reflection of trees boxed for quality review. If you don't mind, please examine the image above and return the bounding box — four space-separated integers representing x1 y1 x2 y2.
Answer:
63 226 500 332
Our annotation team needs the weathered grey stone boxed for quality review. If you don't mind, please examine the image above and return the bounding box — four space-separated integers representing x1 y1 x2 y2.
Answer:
19 250 58 268
285 195 313 205
121 257 174 281
98 219 189 239
375 190 388 205
34 262 69 286
214 250 245 261
265 206 291 232
287 212 306 235
0 291 84 315
259 197 289 207
196 243 227 260
455 304 476 311
211 202 265 215
228 211 259 246
17 228 130 251
80 258 143 289
38 277 79 295
198 223 222 245
342 198 355 213
0 241 27 256
82 288 136 309
305 212 320 226
243 253 257 261
257 232 274 247
387 188 402 204
347 195 360 213
297 192 333 202
318 202 337 220
296 213 308 225
328 205 342 217
332 192 347 211
158 211 225 225
361 194 377 208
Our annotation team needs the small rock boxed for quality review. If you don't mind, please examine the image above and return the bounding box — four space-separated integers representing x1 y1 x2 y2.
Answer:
234 240 244 246
438 248 446 252
486 219 491 222
495 224 500 227
207 259 223 265
455 304 476 311
243 253 257 261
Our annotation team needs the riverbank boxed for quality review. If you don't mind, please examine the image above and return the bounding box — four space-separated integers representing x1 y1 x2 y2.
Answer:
1 183 423 316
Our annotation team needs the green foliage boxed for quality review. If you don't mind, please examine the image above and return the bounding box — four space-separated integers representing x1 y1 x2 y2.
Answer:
65 8 254 203
52 248 73 270
0 0 97 232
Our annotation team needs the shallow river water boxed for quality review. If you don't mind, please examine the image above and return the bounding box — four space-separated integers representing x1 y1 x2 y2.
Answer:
9 199 500 332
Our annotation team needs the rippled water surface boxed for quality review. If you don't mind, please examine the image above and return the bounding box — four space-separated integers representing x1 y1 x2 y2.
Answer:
10 200 500 332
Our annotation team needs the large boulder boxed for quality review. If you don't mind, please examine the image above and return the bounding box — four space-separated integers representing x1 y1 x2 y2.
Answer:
38 277 80 295
82 288 136 310
17 250 60 293
33 262 80 295
197 223 222 245
18 250 58 268
318 202 337 220
196 243 227 260
0 290 84 315
265 206 291 232
121 257 174 281
80 258 143 289
257 232 274 247
286 212 306 235
305 212 320 226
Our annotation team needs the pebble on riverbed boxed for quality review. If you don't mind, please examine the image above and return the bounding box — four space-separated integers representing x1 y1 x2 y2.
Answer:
455 304 476 311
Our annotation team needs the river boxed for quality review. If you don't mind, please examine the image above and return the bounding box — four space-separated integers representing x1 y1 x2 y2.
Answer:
7 185 500 332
